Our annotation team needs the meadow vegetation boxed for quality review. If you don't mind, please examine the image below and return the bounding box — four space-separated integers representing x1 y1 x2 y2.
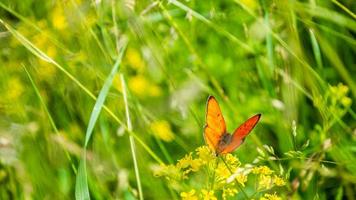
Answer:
0 0 355 199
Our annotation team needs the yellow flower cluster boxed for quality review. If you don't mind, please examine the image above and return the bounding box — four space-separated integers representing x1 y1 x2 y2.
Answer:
177 153 202 178
196 146 215 164
155 146 286 200
222 187 238 200
4 77 24 101
329 83 352 107
180 189 217 200
154 164 181 181
260 193 282 200
252 166 286 190
181 189 198 200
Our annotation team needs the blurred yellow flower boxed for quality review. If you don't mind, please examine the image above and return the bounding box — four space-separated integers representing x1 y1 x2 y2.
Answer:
51 6 68 30
148 84 162 97
128 75 162 97
126 48 145 71
341 96 352 107
129 75 149 96
201 189 217 200
181 189 198 200
260 193 282 200
6 77 24 100
150 120 175 142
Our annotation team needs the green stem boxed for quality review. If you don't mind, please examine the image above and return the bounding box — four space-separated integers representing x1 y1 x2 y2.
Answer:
121 74 144 200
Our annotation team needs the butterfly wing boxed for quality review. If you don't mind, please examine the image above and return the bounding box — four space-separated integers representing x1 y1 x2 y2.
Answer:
204 96 226 152
219 114 261 154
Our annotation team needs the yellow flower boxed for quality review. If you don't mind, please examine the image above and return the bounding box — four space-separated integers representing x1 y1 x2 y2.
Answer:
341 97 351 107
154 164 180 180
252 166 273 175
126 48 145 71
6 77 24 100
215 163 230 180
181 189 198 200
177 153 193 170
201 189 217 200
51 6 67 30
222 187 238 200
225 154 240 169
129 75 149 97
258 175 272 190
235 173 248 186
128 75 161 97
176 153 202 176
150 120 175 142
196 146 215 164
273 175 286 186
260 193 282 200
190 158 202 172
148 84 162 97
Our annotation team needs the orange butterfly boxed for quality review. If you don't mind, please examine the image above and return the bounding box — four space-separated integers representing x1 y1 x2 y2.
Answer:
204 96 261 155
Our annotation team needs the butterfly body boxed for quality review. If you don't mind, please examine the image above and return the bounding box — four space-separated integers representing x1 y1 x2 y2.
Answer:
216 133 232 153
203 96 261 155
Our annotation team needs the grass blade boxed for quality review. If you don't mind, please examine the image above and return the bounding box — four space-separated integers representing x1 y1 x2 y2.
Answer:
309 29 323 69
84 43 127 147
75 42 127 200
75 156 90 200
120 74 144 200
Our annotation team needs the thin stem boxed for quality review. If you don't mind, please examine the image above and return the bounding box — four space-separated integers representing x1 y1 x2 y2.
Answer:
219 156 249 200
121 74 144 200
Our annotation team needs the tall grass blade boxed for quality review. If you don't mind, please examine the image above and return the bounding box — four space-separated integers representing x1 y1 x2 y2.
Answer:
120 74 144 200
84 44 127 147
75 42 127 199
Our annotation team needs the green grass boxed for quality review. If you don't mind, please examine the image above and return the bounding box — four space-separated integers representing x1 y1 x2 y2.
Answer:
0 0 355 199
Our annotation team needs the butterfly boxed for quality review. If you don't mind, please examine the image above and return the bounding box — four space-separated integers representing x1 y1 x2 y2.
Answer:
204 96 261 155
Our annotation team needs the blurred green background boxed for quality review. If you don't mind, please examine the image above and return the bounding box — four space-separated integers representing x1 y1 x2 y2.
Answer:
0 0 355 199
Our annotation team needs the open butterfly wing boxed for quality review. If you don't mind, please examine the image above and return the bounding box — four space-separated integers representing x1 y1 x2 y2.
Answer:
204 96 226 151
220 114 261 154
